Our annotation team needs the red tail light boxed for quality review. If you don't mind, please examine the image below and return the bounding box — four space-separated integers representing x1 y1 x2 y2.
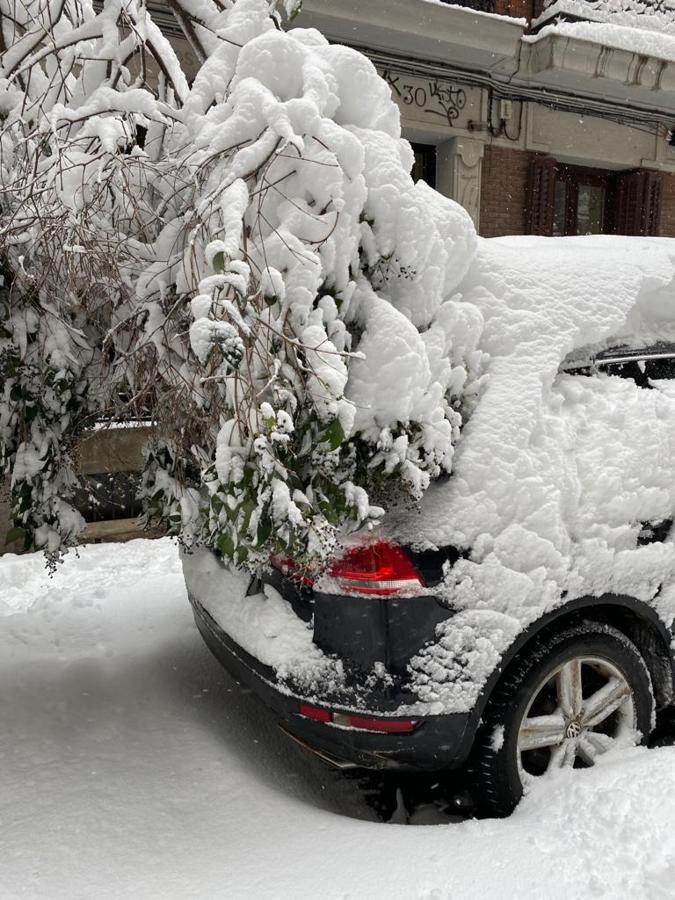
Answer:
325 538 425 598
333 713 419 733
299 703 420 733
299 703 331 723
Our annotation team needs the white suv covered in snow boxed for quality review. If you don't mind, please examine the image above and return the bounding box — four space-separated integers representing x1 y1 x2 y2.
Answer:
183 234 675 816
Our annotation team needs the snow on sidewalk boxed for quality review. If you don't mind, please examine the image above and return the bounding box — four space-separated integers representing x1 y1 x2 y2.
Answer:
2 538 675 899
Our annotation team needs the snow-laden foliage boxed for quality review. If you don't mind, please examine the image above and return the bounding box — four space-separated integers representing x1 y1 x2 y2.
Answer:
0 0 480 567
0 0 184 555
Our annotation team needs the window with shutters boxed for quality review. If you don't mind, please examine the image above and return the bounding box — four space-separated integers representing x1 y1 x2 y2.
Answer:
615 169 662 236
528 161 663 237
548 164 611 236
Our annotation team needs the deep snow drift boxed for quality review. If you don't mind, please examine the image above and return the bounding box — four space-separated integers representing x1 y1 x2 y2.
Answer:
2 538 675 900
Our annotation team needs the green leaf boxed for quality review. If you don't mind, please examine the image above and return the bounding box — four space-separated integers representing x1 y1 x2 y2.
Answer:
4 526 25 545
256 517 272 547
324 418 345 451
241 499 256 530
217 533 235 559
212 251 225 273
236 546 249 565
322 504 339 525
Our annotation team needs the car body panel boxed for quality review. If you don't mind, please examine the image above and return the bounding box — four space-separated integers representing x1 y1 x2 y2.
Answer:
189 590 473 770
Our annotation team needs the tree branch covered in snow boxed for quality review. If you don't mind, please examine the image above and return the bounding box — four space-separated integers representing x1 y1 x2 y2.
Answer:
0 0 481 568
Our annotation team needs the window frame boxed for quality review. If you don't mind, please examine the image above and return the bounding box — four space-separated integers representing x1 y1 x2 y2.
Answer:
553 164 614 237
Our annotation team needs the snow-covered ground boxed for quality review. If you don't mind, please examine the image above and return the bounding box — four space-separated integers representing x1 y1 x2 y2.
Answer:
3 538 675 900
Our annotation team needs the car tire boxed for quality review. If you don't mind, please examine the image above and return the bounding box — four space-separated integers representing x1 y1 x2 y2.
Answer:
466 621 655 819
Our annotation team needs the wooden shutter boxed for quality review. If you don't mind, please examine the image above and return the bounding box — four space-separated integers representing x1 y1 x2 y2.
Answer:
527 155 557 236
615 169 662 236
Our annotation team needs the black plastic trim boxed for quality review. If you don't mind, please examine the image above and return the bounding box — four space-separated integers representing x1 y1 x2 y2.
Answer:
189 593 473 771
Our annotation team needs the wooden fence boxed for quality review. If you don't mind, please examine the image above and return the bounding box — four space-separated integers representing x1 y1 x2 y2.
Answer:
1 426 158 554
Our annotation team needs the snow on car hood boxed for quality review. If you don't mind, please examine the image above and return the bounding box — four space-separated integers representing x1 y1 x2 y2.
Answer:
389 234 675 713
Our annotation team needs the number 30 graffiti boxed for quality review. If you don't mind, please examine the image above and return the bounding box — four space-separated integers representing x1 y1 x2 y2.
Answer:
382 69 467 127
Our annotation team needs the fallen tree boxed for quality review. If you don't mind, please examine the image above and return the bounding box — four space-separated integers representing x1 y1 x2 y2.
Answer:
0 0 482 569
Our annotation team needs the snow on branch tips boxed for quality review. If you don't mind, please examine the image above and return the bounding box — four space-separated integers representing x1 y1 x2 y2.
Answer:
0 0 482 569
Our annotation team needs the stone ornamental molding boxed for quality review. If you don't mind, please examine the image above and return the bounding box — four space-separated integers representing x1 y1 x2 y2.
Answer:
445 138 484 229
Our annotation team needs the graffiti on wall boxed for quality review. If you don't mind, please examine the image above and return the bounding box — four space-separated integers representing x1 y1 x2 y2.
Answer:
380 69 468 128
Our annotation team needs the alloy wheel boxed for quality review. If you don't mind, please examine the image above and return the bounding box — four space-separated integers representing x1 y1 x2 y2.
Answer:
517 656 636 777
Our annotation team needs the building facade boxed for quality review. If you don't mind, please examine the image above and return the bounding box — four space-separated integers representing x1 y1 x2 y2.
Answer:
151 0 675 239
290 0 675 238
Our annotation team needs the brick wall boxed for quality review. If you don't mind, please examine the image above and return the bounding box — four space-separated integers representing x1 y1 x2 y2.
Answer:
659 172 675 238
494 0 535 18
480 145 534 237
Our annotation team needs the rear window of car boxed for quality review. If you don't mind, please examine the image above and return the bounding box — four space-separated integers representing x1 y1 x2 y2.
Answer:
561 344 675 388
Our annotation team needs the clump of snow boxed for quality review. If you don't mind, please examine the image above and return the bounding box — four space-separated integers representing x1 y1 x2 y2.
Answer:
181 546 344 693
175 14 473 366
528 19 675 62
138 0 481 564
404 609 522 715
491 724 505 752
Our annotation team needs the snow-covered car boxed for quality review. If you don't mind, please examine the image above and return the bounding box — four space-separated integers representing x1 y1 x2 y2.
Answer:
182 235 675 817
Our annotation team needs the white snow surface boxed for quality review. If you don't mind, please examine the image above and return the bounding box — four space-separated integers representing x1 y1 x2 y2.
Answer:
3 538 675 900
530 0 675 60
528 18 675 61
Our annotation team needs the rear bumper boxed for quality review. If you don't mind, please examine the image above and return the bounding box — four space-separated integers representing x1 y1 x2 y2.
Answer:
190 594 473 771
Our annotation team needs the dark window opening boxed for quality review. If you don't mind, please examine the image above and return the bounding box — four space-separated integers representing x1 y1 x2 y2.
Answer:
648 358 675 381
411 143 436 189
603 360 651 388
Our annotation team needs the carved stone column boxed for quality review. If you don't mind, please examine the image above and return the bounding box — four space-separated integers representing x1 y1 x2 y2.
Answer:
436 137 485 230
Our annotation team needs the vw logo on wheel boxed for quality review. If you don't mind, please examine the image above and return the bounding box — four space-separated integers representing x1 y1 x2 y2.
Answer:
566 720 582 739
